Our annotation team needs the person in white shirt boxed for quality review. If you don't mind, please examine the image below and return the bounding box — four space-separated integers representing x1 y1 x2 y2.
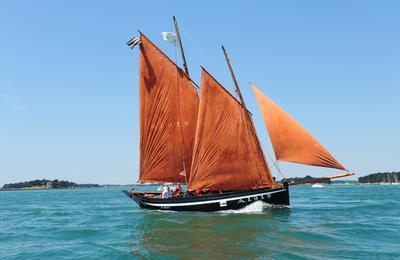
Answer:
161 185 171 198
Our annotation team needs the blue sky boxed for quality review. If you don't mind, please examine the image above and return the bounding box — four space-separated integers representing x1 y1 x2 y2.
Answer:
1 1 399 185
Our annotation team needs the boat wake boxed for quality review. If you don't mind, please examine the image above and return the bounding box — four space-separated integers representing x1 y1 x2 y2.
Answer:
220 201 290 214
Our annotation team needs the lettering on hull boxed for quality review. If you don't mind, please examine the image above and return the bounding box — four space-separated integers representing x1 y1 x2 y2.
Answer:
238 193 272 204
136 189 286 209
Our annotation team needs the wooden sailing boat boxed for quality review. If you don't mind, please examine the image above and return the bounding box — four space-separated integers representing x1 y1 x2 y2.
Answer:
123 18 352 211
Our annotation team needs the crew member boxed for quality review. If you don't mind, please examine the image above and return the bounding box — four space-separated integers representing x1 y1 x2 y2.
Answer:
174 183 182 197
162 185 171 198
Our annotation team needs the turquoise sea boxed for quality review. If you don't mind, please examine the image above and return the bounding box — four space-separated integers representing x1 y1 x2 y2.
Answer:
1 184 399 259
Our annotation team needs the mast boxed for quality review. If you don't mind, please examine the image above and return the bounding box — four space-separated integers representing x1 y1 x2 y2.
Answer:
222 46 246 108
173 16 189 75
221 46 274 187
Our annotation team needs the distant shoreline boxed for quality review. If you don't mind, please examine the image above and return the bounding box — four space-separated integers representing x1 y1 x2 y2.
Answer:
2 172 399 191
1 179 102 191
0 186 104 191
0 185 50 191
358 172 400 184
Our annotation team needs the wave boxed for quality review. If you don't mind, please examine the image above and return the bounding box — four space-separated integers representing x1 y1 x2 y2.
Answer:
312 183 324 188
220 201 290 214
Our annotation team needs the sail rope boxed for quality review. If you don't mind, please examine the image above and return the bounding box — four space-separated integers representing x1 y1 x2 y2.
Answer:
275 161 285 180
260 140 285 179
179 24 208 65
173 42 189 184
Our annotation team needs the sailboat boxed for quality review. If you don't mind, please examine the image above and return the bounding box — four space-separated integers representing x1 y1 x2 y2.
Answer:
123 18 353 211
393 174 400 185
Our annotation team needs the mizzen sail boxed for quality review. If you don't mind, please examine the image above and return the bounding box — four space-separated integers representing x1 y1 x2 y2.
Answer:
188 70 274 191
252 84 346 171
138 33 198 183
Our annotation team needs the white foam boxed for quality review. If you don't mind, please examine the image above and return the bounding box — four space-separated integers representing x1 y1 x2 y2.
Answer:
220 200 290 214
312 183 324 188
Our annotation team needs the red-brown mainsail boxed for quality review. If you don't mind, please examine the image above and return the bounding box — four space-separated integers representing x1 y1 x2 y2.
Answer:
251 84 346 170
188 69 274 190
138 33 198 183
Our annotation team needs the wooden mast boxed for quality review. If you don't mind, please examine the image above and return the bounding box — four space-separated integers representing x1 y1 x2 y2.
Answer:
222 46 246 108
173 16 192 184
173 16 189 75
222 46 275 186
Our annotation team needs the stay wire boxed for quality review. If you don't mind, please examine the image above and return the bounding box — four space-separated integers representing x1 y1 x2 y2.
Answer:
179 24 208 64
174 43 189 185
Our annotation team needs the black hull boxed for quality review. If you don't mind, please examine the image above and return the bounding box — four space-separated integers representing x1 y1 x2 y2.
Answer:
123 185 290 212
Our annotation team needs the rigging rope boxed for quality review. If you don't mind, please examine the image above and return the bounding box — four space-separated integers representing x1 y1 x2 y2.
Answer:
259 140 285 179
174 43 189 184
179 24 208 64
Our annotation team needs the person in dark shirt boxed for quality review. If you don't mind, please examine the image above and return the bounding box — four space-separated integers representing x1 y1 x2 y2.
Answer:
174 183 182 197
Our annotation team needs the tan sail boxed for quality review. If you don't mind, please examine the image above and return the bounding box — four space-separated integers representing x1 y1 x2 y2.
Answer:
188 69 274 191
252 84 346 170
138 33 198 183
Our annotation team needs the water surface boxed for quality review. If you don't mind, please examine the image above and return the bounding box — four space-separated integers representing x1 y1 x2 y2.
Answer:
1 185 399 259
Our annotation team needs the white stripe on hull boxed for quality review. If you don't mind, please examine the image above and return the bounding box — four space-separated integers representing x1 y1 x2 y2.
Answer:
144 189 285 207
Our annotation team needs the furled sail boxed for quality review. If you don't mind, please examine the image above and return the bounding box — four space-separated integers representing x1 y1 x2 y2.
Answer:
251 84 346 170
138 33 198 183
188 69 274 190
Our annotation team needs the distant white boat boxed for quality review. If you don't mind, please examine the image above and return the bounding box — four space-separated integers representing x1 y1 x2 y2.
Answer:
312 183 324 188
140 182 160 186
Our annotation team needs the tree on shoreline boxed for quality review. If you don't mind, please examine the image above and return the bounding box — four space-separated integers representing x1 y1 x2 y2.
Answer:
1 179 99 189
358 172 400 183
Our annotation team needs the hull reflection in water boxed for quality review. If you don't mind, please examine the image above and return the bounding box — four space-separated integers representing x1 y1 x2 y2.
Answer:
123 185 289 212
134 203 293 258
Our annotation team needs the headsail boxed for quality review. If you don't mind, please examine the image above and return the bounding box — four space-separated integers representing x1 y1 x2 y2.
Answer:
138 33 198 183
188 69 274 191
251 84 346 170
